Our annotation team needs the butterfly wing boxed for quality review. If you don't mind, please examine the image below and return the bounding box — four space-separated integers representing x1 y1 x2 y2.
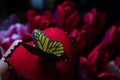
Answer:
21 42 59 61
32 29 50 52
21 42 42 56
32 29 64 58
48 41 64 57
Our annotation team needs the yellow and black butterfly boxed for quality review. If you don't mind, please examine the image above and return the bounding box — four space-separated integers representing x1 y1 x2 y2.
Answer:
22 29 64 62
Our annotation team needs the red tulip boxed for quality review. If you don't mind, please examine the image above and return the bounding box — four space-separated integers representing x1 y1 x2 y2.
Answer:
27 10 57 33
87 44 109 74
70 29 87 55
5 28 76 80
87 25 120 74
77 24 120 80
54 0 80 34
21 33 32 42
27 9 37 33
69 8 106 55
100 25 120 58
33 11 56 30
98 72 119 80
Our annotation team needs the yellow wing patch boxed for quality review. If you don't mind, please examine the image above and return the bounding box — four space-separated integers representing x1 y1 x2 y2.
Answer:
32 29 64 57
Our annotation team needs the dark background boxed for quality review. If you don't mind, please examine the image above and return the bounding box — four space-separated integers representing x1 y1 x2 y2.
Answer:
0 0 120 26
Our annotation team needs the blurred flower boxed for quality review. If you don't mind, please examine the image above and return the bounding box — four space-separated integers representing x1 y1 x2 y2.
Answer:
33 11 56 29
54 0 80 34
27 9 37 33
27 10 56 33
78 25 120 80
69 8 106 55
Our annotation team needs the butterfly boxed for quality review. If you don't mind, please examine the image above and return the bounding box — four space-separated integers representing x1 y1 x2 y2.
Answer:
21 29 64 62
